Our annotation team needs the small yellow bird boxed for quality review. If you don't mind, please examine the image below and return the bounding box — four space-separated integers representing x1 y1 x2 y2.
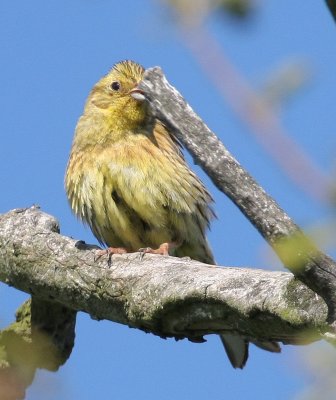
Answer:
65 60 253 368
65 60 215 263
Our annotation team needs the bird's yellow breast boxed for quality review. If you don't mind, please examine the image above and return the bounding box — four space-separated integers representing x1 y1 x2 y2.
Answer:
66 123 211 251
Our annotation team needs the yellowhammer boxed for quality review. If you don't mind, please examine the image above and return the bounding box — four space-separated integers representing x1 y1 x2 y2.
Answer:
65 60 279 368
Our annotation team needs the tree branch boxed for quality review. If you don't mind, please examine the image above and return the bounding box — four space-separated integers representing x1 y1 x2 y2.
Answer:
0 207 328 346
138 67 336 327
326 0 336 21
0 298 76 398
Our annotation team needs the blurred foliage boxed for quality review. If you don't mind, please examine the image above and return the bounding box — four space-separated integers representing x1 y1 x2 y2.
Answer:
297 342 336 400
218 0 254 18
162 0 256 24
273 233 317 272
260 59 312 110
0 300 37 399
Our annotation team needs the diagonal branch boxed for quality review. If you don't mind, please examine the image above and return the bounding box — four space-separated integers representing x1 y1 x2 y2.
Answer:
138 67 336 327
0 207 328 345
180 24 330 203
326 0 336 21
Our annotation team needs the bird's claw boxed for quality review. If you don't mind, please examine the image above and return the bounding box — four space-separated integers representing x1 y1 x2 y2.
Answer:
94 247 127 266
138 247 151 260
137 243 172 260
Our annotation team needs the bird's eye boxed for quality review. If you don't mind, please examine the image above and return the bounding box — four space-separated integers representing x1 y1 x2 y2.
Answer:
110 81 121 91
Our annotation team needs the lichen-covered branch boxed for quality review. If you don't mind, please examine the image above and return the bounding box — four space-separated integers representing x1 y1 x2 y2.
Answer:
0 298 76 398
138 67 336 326
0 207 328 346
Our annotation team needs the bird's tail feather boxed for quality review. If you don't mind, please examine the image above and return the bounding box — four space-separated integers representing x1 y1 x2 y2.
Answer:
252 340 281 353
220 334 281 369
220 334 249 369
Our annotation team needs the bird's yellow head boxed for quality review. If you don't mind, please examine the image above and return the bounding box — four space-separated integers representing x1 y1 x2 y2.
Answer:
85 60 149 132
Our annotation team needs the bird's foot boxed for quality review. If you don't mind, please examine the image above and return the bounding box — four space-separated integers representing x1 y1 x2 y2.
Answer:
138 242 177 260
94 247 128 265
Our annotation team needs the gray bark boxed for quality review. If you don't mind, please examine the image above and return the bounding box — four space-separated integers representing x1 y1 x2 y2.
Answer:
0 207 328 345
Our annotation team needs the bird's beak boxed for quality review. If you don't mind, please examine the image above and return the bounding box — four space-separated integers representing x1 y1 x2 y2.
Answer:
129 87 146 102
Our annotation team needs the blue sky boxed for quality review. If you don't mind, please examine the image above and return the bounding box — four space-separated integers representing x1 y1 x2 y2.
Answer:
1 1 335 399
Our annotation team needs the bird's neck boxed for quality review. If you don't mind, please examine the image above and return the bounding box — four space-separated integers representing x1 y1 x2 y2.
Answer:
72 109 155 151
